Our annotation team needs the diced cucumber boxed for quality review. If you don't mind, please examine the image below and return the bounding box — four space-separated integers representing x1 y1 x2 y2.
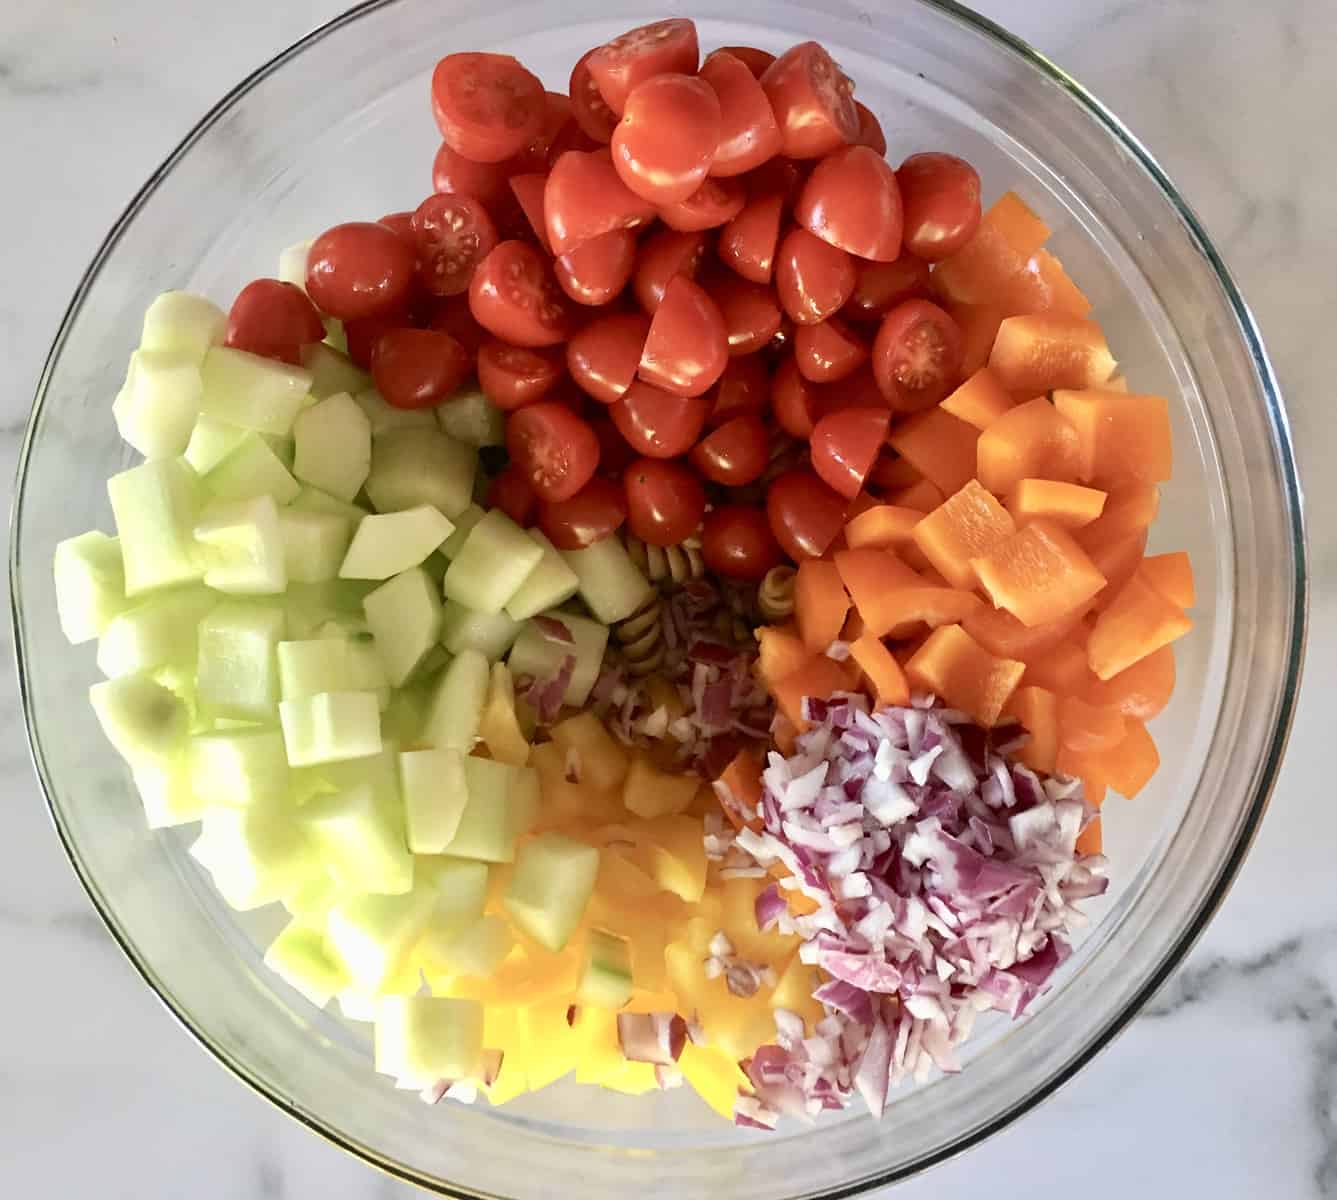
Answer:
279 691 382 767
53 531 127 644
292 392 371 501
374 995 483 1084
132 759 206 829
282 873 340 922
507 611 609 708
193 495 287 594
290 485 368 525
504 832 600 952
139 292 226 362
560 537 653 624
381 683 429 746
264 918 351 1007
442 510 543 614
578 929 634 1009
443 756 535 863
438 599 521 662
200 346 311 436
113 350 204 459
439 504 484 560
277 638 355 701
355 388 437 436
511 761 541 837
196 601 285 721
346 638 391 706
365 428 477 518
423 648 489 753
185 416 247 475
300 783 413 895
202 433 300 505
400 747 468 854
190 727 290 807
419 914 513 980
107 457 204 596
296 743 400 812
436 382 506 448
363 567 444 687
279 508 353 584
504 529 580 621
326 887 437 992
89 673 190 768
300 341 370 400
415 856 490 929
283 579 374 638
339 506 454 581
193 803 310 911
96 585 217 678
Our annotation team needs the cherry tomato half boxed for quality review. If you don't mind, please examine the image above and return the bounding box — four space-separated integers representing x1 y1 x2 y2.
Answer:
410 192 499 297
538 476 627 549
587 18 700 116
796 145 903 262
895 152 983 261
624 458 706 547
718 192 784 284
809 407 890 499
843 255 932 323
569 49 620 143
508 173 552 252
707 354 770 426
719 45 776 78
511 91 577 172
759 42 859 160
487 464 538 527
371 328 472 409
469 240 574 348
345 312 412 369
657 176 746 232
554 229 637 306
545 149 657 256
611 381 709 458
639 275 728 397
872 298 964 412
771 353 821 438
306 222 419 322
477 340 564 410
702 506 784 580
766 468 847 559
431 142 513 206
506 401 601 502
612 73 721 205
431 52 546 165
699 50 783 178
775 227 857 325
633 230 708 314
854 102 887 157
710 273 783 356
427 294 488 356
566 312 650 403
690 413 770 485
794 316 867 383
377 211 418 246
224 279 325 363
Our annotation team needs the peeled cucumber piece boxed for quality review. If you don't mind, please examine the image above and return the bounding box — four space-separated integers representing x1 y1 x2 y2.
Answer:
96 585 217 678
279 509 353 584
200 346 311 436
190 727 290 807
438 600 521 662
264 919 351 1007
54 531 127 644
579 929 634 1008
442 510 544 615
415 856 490 929
282 873 340 923
107 457 204 596
355 388 436 435
278 638 356 700
375 995 484 1084
340 506 454 581
504 832 600 952
300 783 413 895
439 504 484 561
293 392 371 502
279 691 382 766
193 495 287 595
201 432 300 506
400 747 468 854
436 382 506 448
196 600 285 721
290 484 367 526
132 758 206 829
363 567 443 687
139 291 226 362
503 530 580 621
365 428 476 518
89 673 190 768
193 803 311 911
423 648 489 753
113 350 204 459
326 887 437 992
560 536 653 624
419 914 513 980
443 755 536 863
507 611 609 708
300 341 370 400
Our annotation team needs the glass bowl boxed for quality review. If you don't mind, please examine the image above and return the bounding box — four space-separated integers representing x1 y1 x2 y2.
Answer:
10 0 1306 1195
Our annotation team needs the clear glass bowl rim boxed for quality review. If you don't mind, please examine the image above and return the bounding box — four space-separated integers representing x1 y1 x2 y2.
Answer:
9 0 1308 1194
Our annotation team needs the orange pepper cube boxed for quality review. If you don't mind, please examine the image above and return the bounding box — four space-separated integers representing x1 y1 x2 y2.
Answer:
939 367 1016 430
1087 573 1193 680
1138 552 1195 609
905 624 1025 727
1004 684 1059 774
911 479 1016 591
932 192 1051 305
1053 389 1173 488
1006 479 1107 530
976 396 1083 496
988 314 1118 394
971 520 1107 628
886 408 980 497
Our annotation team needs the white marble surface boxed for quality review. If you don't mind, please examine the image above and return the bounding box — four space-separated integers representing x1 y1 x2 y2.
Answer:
1 1 1331 1197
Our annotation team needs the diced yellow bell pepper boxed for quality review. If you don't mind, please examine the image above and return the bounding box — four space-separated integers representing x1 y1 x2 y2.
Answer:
679 1042 751 1120
769 955 826 1035
518 1001 581 1093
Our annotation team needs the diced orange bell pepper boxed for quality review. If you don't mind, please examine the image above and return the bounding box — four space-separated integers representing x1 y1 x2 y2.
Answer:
939 367 1016 430
845 504 924 551
886 408 980 497
871 586 983 640
840 606 867 642
889 477 946 513
1103 376 1128 393
844 490 881 522
870 454 922 492
771 654 857 730
971 520 1107 628
1102 719 1160 799
1138 552 1195 609
1056 744 1107 808
976 396 1084 496
1087 531 1147 607
1074 816 1102 856
772 714 798 756
944 301 1008 376
989 314 1118 394
1022 635 1096 696
716 749 764 833
795 559 851 654
1077 483 1159 545
963 601 1089 663
849 634 911 707
1087 573 1193 680
905 623 1025 727
911 479 1016 591
1053 389 1173 489
991 249 1093 320
932 192 1052 305
1006 479 1107 530
1084 644 1175 721
756 625 808 691
1059 695 1126 752
1003 684 1059 774
834 547 923 625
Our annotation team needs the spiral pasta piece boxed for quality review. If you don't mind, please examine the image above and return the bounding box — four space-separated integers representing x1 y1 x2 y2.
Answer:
624 533 706 591
756 565 798 621
614 591 666 677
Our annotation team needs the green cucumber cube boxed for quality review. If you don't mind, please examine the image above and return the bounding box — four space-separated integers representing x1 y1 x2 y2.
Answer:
504 530 579 621
132 759 207 829
439 504 485 560
113 350 204 459
419 914 513 980
193 495 287 594
560 536 653 624
399 748 468 854
326 887 437 992
438 599 522 662
365 428 476 518
442 510 543 614
442 756 536 863
381 684 429 746
435 383 506 447
504 832 600 952
507 611 609 708
194 803 311 911
202 433 300 505
89 673 190 768
196 601 285 721
355 388 437 436
300 342 370 400
185 416 248 475
375 995 484 1084
279 691 382 766
139 291 226 361
339 506 454 581
278 638 354 701
281 873 340 923
53 531 127 644
300 783 413 895
292 391 371 501
200 346 311 436
108 457 205 596
363 567 443 686
96 585 217 678
190 728 290 807
578 929 634 1009
295 743 401 813
415 856 490 929
290 485 368 525
423 648 489 752
279 509 353 584
264 918 351 1007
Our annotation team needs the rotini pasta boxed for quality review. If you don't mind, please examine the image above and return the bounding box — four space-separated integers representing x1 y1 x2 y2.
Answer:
614 591 666 676
624 533 706 590
756 565 797 621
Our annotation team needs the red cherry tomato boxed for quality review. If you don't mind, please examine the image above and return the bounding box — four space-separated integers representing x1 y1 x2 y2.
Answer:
872 298 964 412
816 364 885 417
624 458 707 547
377 211 418 245
431 142 512 206
566 312 650 403
224 279 325 363
759 42 859 160
690 413 770 485
699 50 783 178
410 192 499 297
702 506 784 580
719 45 776 79
546 117 601 167
766 468 847 559
306 222 419 321
657 176 746 232
796 146 903 262
538 476 627 549
854 102 887 157
590 416 639 476
765 315 796 359
544 149 657 256
586 19 700 116
771 354 821 438
506 401 601 502
554 229 636 306
794 316 868 383
427 294 488 356
371 329 471 409
809 407 890 499
611 381 709 458
468 240 574 348
709 274 783 357
611 73 721 205
508 173 551 251
344 312 411 369
718 192 784 284
569 49 620 143
431 53 546 165
477 340 564 410
639 276 728 397
895 152 983 261
775 227 857 325
633 230 708 314
487 464 538 526
843 255 932 322
707 354 770 426
511 91 577 172
744 157 810 211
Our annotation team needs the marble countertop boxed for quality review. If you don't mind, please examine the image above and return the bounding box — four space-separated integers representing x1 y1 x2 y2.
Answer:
1 2 1331 1197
